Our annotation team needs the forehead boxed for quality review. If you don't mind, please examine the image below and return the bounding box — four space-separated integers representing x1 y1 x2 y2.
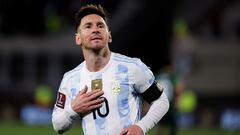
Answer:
80 14 106 25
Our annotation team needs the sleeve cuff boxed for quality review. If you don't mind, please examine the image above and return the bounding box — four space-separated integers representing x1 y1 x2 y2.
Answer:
66 105 79 118
135 123 147 133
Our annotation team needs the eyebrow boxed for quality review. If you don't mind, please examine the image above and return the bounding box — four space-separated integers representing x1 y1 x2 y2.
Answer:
82 21 106 28
83 22 92 26
97 21 105 26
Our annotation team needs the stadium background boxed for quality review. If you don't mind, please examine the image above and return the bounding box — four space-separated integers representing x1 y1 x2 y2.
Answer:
0 0 240 134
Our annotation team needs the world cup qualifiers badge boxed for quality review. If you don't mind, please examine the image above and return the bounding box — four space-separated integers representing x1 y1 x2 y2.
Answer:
111 77 121 94
91 79 102 90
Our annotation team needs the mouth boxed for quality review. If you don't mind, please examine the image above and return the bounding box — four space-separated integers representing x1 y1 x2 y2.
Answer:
90 36 102 41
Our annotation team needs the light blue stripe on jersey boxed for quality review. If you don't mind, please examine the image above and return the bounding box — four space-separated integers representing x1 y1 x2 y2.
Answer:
113 55 154 90
95 117 108 135
113 54 154 80
91 74 109 135
70 88 77 100
116 64 132 128
69 71 81 100
62 63 83 98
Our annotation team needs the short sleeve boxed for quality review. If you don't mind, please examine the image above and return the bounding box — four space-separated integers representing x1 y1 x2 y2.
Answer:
133 59 155 93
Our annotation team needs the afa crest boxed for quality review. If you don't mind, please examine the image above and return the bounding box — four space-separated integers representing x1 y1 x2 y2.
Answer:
111 77 121 94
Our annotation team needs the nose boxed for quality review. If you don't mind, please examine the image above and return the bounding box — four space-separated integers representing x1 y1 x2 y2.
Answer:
92 25 100 34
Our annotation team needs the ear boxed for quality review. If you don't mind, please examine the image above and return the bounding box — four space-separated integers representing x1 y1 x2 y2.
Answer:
108 31 112 43
75 33 82 46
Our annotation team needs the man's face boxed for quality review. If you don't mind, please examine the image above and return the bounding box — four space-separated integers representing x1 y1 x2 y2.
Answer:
76 14 111 50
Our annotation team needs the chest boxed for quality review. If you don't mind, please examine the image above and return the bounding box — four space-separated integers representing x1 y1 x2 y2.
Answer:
68 70 134 101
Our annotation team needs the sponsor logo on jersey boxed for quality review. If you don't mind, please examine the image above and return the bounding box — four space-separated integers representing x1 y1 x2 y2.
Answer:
56 92 66 109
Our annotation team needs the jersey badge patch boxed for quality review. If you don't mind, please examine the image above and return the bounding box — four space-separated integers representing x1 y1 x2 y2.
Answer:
91 79 102 90
111 78 121 94
56 92 66 109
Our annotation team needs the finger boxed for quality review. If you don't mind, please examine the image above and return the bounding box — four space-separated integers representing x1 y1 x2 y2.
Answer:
89 103 103 110
79 85 88 95
87 98 105 106
119 128 128 135
85 89 100 97
88 90 104 100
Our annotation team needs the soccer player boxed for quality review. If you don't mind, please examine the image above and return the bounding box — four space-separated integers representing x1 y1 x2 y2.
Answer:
52 4 169 135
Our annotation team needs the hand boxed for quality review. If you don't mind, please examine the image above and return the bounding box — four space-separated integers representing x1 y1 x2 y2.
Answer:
119 125 144 135
71 85 104 115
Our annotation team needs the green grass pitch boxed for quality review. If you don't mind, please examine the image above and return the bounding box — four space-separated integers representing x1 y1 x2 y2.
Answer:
0 121 239 135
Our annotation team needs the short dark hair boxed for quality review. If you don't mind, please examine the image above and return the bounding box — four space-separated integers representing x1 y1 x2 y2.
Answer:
75 4 108 32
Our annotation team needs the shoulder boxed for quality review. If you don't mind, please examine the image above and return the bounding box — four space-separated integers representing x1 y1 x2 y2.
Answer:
112 52 144 66
63 62 84 79
112 52 152 73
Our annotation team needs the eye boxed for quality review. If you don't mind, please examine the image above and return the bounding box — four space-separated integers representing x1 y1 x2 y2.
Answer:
85 25 91 29
97 22 105 28
99 24 104 28
83 23 92 29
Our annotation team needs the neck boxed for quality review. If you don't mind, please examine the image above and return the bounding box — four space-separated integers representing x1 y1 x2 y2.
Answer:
83 47 111 72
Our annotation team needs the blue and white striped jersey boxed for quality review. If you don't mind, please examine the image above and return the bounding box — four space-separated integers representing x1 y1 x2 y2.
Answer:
52 52 155 135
